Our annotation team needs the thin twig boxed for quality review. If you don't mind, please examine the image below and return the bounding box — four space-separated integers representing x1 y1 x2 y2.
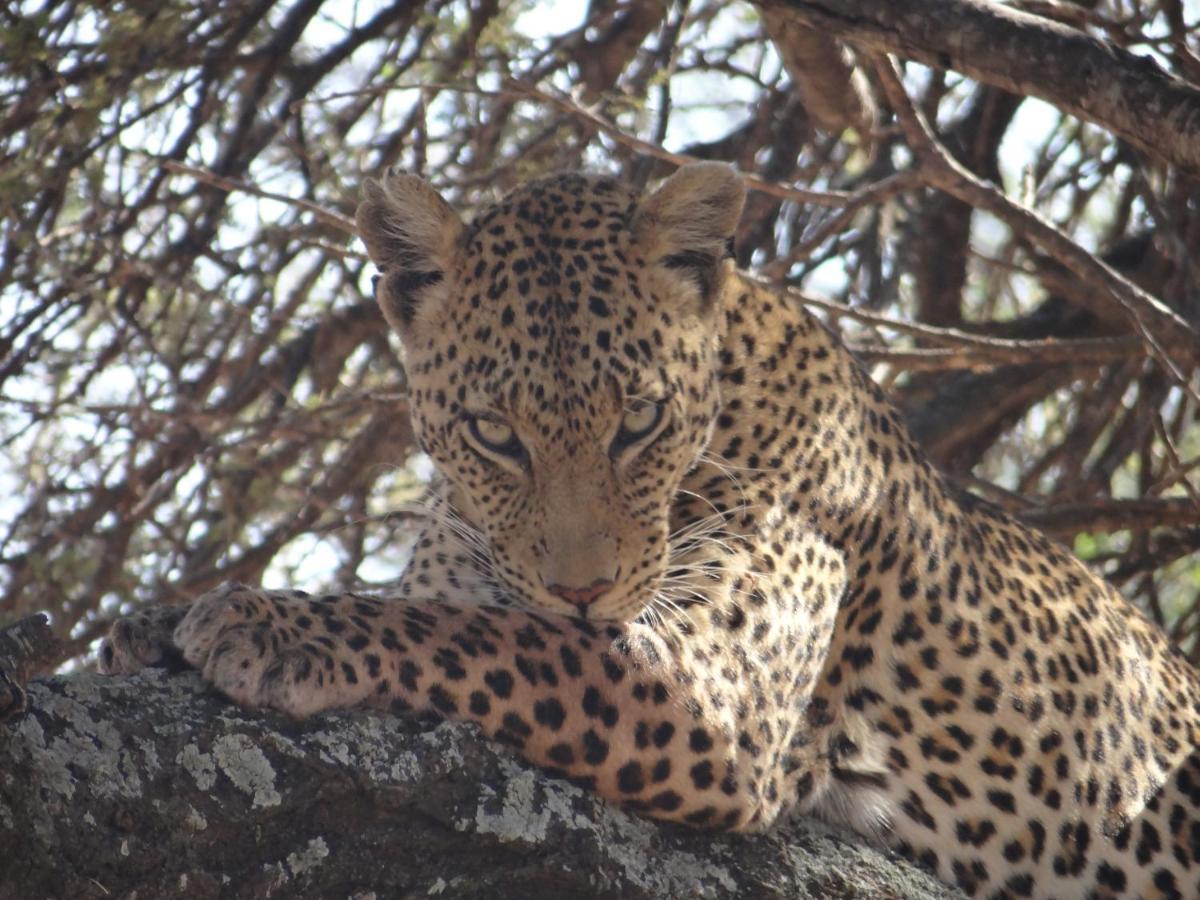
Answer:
160 160 360 238
505 79 859 207
760 171 919 274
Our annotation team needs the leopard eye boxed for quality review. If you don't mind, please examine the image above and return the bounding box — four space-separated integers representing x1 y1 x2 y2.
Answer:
612 398 666 454
467 415 525 459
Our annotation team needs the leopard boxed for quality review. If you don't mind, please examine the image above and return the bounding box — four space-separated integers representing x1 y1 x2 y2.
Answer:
101 163 1200 899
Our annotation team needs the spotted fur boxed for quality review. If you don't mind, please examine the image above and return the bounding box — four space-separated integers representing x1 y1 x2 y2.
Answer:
102 165 1200 899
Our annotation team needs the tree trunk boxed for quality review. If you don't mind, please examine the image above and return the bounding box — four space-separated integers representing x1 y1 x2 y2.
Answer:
0 670 961 899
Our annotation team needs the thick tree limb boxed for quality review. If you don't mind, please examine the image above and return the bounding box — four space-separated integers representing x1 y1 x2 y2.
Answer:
1018 498 1200 539
759 8 878 138
0 671 960 899
578 0 670 99
754 0 1200 176
0 615 60 723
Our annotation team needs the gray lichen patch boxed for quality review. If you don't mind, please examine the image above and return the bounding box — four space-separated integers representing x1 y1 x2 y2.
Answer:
261 835 330 896
178 742 218 792
295 710 439 782
471 768 550 842
9 716 74 802
618 845 740 898
184 804 209 832
422 721 469 767
211 733 282 808
10 683 148 804
383 748 423 784
135 736 162 776
590 800 739 896
306 724 357 768
177 732 282 807
286 835 330 876
323 717 473 787
466 752 740 896
470 762 594 843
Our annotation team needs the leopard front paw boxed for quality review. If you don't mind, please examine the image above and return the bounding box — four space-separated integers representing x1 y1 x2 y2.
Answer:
98 604 189 674
173 583 357 717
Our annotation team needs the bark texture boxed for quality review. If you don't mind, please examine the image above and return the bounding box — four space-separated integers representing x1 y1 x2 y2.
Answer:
759 7 877 137
757 0 1200 175
0 671 961 899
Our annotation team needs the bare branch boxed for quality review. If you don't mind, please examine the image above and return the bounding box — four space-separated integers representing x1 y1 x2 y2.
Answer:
162 160 359 238
852 336 1147 373
759 8 877 138
505 81 858 208
755 0 1200 176
870 55 1200 393
1019 498 1200 539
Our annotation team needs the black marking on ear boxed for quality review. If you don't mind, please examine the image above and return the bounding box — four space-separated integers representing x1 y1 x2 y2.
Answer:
380 269 444 325
663 250 719 307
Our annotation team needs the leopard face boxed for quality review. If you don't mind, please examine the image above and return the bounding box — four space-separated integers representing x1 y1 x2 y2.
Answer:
358 167 744 621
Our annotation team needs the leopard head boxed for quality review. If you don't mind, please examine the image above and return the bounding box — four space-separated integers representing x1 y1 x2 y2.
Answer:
357 164 745 621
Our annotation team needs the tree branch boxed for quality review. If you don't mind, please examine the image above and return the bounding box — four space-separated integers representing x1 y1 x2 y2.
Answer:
0 615 60 723
754 0 1200 176
869 54 1200 393
760 8 877 138
0 672 960 899
1017 498 1200 539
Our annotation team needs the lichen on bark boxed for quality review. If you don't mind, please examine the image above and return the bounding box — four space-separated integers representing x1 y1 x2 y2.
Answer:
0 670 961 899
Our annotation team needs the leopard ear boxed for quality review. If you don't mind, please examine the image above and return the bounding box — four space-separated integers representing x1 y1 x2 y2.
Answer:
632 163 745 307
356 172 464 336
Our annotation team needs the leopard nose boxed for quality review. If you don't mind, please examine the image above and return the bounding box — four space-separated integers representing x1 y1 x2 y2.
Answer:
548 579 614 610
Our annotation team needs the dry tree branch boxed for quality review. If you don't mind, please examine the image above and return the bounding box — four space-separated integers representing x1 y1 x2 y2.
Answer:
754 0 1200 177
0 615 60 723
577 0 671 98
503 80 857 208
302 79 874 209
1151 416 1200 507
851 337 1147 373
759 172 920 275
869 55 1200 399
160 160 360 238
1019 498 1200 539
955 476 1194 544
787 288 1151 371
795 291 1121 351
0 674 956 899
759 6 877 138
